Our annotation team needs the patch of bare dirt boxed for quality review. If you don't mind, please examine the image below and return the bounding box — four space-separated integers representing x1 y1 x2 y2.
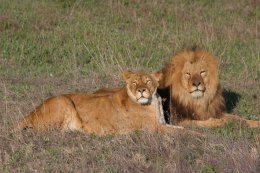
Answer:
0 15 19 32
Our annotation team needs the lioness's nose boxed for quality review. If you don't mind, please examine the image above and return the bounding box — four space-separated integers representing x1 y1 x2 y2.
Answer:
137 88 147 93
192 80 201 87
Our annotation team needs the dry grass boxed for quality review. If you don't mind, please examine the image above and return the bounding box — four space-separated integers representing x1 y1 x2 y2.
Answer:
1 130 259 173
0 0 260 172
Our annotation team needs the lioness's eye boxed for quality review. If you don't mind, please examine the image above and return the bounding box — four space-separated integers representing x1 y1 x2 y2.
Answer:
185 73 191 78
200 71 206 76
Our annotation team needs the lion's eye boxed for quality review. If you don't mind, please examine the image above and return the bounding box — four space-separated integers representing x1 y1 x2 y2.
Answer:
146 80 151 84
200 71 206 77
185 73 191 78
132 82 137 86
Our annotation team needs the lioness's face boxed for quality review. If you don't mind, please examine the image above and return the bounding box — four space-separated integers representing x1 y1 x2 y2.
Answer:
123 71 162 105
181 61 208 99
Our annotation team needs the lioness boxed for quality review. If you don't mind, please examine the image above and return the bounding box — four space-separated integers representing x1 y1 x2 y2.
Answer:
15 70 185 135
160 47 260 128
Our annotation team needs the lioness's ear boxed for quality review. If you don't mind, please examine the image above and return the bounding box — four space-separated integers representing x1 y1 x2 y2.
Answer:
122 70 134 81
152 71 163 82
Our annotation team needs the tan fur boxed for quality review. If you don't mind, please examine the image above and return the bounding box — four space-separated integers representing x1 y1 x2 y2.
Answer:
161 48 260 128
179 113 260 128
14 70 186 135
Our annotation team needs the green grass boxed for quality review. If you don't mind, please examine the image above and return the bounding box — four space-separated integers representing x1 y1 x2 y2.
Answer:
0 0 259 172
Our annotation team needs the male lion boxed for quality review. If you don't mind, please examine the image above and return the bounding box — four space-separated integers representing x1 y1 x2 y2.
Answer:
160 48 260 128
15 70 185 135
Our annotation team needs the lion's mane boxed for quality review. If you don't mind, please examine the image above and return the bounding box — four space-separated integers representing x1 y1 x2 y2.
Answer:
161 48 226 122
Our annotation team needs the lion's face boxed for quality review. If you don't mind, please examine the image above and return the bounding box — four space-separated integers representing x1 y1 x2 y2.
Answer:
123 70 162 105
161 48 225 120
181 60 209 99
163 49 220 102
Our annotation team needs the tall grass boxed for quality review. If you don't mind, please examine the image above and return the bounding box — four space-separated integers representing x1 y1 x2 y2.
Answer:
0 0 259 172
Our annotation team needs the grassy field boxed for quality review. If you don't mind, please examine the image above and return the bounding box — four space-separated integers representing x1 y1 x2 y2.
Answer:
0 0 259 172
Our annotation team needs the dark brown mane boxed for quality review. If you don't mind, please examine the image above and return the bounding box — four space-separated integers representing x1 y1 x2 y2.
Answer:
160 49 226 123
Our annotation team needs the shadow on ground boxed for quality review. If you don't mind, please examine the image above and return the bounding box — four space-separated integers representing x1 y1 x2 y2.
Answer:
222 89 241 113
158 88 241 122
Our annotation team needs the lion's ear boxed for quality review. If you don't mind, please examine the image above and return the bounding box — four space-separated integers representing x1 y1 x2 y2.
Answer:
122 70 134 81
152 71 163 82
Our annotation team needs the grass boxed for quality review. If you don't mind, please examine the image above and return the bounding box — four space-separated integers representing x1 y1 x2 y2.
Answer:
0 0 259 172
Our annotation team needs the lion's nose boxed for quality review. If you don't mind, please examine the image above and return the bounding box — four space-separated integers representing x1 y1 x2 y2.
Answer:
192 80 201 87
137 88 147 94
